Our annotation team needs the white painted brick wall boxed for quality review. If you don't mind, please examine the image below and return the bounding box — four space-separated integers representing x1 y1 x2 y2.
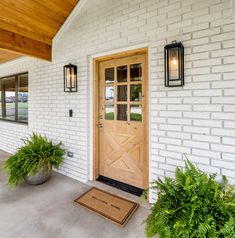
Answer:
0 0 235 200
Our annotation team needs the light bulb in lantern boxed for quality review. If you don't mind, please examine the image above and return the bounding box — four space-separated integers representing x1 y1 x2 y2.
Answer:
171 57 177 66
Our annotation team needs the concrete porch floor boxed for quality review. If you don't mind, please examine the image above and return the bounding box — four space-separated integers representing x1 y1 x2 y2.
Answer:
0 150 149 238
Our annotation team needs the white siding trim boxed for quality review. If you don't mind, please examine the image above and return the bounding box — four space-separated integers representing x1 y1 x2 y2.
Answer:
148 44 154 203
53 0 88 44
88 54 94 181
90 43 150 59
232 0 235 19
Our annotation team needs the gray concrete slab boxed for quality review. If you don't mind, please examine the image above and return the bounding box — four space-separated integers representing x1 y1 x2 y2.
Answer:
0 150 149 238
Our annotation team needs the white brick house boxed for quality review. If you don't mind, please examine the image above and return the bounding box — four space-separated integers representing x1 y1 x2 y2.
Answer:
0 0 235 202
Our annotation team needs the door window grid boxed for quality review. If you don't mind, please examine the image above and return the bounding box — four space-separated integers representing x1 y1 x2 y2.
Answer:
104 63 143 122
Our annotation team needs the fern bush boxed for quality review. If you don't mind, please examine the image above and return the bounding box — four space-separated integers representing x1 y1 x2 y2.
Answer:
3 133 65 186
145 161 235 238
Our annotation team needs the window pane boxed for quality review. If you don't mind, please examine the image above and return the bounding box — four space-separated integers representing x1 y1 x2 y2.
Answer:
0 80 4 119
130 105 142 121
105 104 114 120
117 85 127 101
18 74 28 122
130 63 142 81
0 77 16 121
0 73 28 123
117 104 127 121
117 65 127 82
0 77 15 120
130 84 142 102
105 86 114 102
0 85 2 119
105 68 114 83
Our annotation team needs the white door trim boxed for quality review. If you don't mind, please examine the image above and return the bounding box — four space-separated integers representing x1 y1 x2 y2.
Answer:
88 43 151 184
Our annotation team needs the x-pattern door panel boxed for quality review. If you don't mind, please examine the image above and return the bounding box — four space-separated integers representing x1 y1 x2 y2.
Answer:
98 54 147 189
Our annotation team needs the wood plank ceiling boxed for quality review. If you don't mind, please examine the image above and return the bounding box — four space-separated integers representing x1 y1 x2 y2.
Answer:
0 0 79 63
0 50 22 64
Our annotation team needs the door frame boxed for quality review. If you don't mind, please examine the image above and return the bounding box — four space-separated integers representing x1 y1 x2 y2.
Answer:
89 44 150 191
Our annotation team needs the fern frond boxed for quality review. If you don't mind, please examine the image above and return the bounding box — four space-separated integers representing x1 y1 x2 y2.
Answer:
144 161 235 238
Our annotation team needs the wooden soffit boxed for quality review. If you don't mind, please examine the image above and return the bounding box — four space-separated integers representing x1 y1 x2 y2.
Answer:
0 0 79 63
0 49 22 64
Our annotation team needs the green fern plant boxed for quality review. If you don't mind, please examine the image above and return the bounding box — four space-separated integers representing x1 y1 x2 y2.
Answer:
145 160 235 238
3 133 65 186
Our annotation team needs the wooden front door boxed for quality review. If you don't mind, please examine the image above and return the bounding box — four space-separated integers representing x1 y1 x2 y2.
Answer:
97 53 148 189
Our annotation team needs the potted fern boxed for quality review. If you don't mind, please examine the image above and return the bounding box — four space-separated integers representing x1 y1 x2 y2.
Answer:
145 161 235 238
4 133 65 186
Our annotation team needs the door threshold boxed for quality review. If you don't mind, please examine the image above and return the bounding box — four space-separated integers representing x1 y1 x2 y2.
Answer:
88 180 151 209
97 175 144 197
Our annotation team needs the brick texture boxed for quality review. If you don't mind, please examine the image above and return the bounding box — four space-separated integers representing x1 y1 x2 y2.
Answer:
0 0 235 201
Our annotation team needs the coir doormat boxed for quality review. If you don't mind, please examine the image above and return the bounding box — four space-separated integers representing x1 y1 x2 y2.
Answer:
74 187 139 227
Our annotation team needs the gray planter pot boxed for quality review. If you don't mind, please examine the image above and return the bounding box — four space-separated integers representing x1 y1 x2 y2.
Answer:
24 165 52 185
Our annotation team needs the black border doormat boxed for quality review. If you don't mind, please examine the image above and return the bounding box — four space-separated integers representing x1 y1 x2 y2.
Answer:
74 187 139 227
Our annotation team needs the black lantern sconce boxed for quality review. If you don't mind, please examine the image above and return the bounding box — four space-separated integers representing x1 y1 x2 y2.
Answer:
64 63 77 92
164 41 184 87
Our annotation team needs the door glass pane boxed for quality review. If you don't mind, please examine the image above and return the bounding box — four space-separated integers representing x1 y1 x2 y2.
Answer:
117 104 127 121
117 85 127 101
105 86 114 102
105 104 114 120
18 74 28 122
130 84 142 102
130 105 142 121
130 63 142 81
117 65 127 82
105 67 114 83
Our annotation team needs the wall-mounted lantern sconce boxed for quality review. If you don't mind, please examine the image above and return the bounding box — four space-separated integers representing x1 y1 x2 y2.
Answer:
164 41 184 87
64 63 77 92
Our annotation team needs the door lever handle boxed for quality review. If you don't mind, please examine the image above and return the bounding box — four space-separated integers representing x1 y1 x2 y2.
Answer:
97 124 103 128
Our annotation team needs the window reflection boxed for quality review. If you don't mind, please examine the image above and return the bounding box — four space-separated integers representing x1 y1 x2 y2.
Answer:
130 63 142 81
0 73 28 123
105 86 114 102
18 74 28 122
0 77 15 121
130 105 142 121
105 68 114 83
117 85 127 101
117 104 127 121
130 84 142 102
105 104 114 120
117 65 127 82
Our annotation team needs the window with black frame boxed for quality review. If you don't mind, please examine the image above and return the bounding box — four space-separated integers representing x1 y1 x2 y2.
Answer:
0 73 28 123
